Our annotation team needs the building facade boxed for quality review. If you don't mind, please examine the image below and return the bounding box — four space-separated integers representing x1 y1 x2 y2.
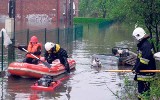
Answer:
0 0 79 31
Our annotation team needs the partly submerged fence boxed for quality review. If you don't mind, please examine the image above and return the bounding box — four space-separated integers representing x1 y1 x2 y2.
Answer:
0 24 83 71
1 31 4 71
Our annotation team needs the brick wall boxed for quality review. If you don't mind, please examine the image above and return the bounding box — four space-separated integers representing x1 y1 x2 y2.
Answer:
0 0 79 31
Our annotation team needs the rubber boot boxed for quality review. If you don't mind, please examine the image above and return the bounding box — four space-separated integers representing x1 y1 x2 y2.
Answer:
63 58 70 73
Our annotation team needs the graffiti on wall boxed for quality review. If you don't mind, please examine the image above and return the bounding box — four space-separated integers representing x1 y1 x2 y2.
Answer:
26 14 53 26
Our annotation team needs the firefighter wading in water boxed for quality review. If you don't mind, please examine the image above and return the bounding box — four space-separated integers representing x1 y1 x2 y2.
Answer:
44 42 70 73
132 27 156 100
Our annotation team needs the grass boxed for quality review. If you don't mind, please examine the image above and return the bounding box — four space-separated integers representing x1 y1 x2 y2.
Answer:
109 75 160 99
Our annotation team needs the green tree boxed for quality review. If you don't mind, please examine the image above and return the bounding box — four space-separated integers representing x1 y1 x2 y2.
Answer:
133 0 160 52
98 0 107 18
79 0 98 17
79 0 160 51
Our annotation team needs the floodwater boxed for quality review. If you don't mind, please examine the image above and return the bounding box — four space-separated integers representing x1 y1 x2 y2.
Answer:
0 23 137 100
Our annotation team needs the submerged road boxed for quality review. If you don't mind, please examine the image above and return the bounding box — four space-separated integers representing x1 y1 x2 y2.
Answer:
0 23 136 100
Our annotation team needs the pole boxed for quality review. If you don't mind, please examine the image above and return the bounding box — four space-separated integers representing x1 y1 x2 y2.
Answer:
69 0 73 29
58 28 60 44
104 70 160 73
27 29 29 44
13 0 15 41
8 0 16 64
65 0 68 28
44 28 47 43
57 0 60 28
1 31 4 71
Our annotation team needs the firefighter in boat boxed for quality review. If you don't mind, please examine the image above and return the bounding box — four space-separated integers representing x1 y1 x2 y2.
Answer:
15 36 42 64
44 42 70 73
132 27 156 99
36 42 71 87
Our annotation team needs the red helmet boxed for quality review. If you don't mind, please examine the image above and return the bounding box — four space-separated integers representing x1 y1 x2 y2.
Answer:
30 36 38 43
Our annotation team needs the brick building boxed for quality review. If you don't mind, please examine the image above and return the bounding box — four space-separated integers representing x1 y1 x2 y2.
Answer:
0 0 79 31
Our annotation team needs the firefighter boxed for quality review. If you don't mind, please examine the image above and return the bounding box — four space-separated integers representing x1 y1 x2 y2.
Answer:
132 27 156 100
44 42 70 73
15 36 42 64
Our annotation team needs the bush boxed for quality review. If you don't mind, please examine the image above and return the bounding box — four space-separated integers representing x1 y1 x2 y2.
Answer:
73 17 111 24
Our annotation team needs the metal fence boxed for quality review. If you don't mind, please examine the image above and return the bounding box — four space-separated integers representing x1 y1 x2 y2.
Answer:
0 24 83 71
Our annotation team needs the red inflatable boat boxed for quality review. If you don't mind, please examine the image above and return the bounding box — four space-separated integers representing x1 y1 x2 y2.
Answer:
31 75 71 91
8 58 76 78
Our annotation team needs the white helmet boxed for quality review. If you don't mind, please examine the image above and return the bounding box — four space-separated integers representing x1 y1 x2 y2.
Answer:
132 27 146 41
45 42 55 51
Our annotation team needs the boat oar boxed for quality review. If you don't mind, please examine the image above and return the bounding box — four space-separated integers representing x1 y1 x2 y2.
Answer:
104 70 160 72
22 48 51 68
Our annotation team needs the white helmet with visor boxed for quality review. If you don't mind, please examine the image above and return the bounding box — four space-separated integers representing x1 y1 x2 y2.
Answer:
45 42 55 51
132 27 146 41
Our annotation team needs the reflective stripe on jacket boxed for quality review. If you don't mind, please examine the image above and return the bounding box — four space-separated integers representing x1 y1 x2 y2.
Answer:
26 43 42 58
137 75 155 81
138 54 149 65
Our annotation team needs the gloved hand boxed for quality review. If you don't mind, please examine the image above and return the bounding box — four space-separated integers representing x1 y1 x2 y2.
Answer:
47 58 53 64
132 66 140 74
135 68 140 73
27 52 32 54
132 66 136 73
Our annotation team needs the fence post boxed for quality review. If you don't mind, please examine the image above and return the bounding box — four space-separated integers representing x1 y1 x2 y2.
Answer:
57 28 60 44
1 31 4 71
27 29 29 44
74 25 77 40
44 28 47 43
7 39 15 65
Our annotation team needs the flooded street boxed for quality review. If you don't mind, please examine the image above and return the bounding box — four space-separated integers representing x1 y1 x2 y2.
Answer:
0 23 136 100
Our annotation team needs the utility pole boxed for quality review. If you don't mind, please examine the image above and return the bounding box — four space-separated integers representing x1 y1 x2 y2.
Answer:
65 0 68 28
6 0 16 64
57 0 60 28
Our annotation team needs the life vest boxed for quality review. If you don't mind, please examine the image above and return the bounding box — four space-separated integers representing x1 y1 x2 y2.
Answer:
26 43 42 58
